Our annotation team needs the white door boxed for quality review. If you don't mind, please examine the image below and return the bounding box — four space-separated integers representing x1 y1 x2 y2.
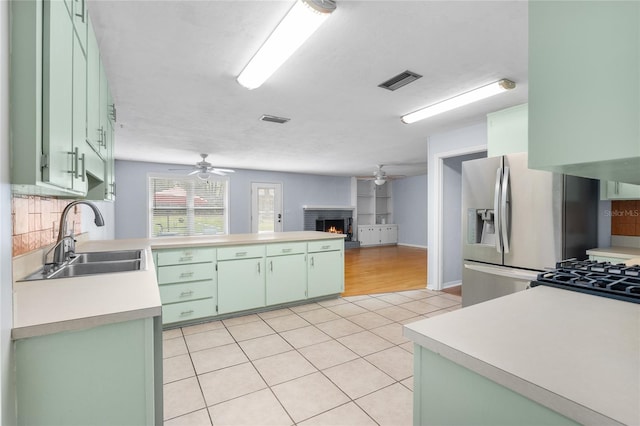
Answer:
251 183 283 233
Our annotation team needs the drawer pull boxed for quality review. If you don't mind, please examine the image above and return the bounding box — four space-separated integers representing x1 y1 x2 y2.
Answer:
179 256 193 262
235 252 247 257
282 248 292 253
180 290 194 297
321 245 330 249
179 272 194 279
180 310 194 316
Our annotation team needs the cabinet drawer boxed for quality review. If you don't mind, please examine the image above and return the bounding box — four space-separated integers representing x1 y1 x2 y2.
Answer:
162 298 216 325
159 280 215 304
157 263 214 285
266 242 307 257
308 239 343 253
217 245 264 261
155 248 215 266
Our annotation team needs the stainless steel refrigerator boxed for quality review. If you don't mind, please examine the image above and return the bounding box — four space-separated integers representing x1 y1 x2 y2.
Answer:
461 152 598 307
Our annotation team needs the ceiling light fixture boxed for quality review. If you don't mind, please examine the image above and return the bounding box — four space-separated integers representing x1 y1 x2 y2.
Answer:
197 172 210 181
374 178 386 186
401 79 516 124
236 0 336 90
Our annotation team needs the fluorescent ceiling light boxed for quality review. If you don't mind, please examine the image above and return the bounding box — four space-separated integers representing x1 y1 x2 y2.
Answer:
237 0 336 90
401 79 516 124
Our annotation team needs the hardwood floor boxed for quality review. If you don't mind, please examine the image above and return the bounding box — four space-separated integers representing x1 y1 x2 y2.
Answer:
343 245 428 297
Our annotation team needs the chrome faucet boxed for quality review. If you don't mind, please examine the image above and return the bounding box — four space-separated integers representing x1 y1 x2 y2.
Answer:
50 200 105 266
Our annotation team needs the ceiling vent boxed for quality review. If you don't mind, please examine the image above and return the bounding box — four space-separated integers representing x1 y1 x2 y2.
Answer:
378 70 422 91
260 114 290 124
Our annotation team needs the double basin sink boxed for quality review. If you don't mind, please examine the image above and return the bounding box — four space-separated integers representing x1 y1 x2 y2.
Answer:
22 249 145 281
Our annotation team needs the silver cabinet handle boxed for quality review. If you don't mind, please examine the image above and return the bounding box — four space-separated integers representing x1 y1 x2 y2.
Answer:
180 290 194 297
321 245 330 250
282 248 292 253
311 256 315 267
270 260 273 272
179 256 193 262
75 0 85 22
257 262 261 274
180 310 194 317
179 272 194 279
236 251 247 257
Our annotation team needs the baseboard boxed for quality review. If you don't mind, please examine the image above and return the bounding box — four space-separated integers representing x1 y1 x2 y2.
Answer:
442 280 462 289
397 243 428 249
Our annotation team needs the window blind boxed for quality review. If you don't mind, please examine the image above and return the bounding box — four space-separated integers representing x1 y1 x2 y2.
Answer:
148 175 228 237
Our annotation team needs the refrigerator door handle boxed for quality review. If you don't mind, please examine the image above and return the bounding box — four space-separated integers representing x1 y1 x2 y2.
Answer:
494 167 502 253
464 263 539 281
501 166 510 254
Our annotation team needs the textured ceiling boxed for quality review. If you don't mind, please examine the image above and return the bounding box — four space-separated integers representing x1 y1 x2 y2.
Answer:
88 0 528 178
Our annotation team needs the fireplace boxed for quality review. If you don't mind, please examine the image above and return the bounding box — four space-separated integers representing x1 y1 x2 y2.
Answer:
316 218 352 241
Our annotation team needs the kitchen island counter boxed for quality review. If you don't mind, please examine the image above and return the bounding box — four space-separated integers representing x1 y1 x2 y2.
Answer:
404 286 640 425
586 245 640 260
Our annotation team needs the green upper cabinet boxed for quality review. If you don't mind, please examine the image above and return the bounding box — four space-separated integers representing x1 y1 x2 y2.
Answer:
487 104 528 158
10 0 115 198
41 0 76 191
600 181 640 200
86 16 102 154
528 1 640 185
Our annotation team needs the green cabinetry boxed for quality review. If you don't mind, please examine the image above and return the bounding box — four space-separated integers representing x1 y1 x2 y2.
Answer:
266 242 307 305
308 240 344 298
15 317 161 425
217 245 266 315
528 1 640 184
155 247 216 325
10 0 115 198
413 345 579 426
600 181 640 200
487 104 527 157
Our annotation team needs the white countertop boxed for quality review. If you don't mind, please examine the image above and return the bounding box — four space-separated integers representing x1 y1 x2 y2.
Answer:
403 286 640 426
12 232 343 339
586 246 640 260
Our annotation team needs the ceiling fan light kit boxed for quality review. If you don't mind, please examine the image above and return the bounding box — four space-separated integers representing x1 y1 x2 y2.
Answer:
171 154 235 179
401 78 516 124
236 0 336 90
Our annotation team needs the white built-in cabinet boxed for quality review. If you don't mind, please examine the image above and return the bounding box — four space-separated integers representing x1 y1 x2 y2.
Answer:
356 179 397 245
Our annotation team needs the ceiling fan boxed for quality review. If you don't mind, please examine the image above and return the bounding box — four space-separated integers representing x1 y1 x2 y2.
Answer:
357 165 405 186
170 154 235 180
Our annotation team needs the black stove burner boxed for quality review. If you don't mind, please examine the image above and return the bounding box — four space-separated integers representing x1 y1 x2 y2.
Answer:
531 260 640 304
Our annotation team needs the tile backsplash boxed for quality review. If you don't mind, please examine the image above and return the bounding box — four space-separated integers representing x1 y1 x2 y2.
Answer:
12 195 82 257
610 200 640 237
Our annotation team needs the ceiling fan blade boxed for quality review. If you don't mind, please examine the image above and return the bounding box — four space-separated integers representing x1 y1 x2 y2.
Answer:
188 170 200 175
168 168 194 171
213 168 235 174
210 170 227 176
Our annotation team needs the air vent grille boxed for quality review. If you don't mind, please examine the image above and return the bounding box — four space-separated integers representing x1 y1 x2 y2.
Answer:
378 70 422 91
260 115 290 124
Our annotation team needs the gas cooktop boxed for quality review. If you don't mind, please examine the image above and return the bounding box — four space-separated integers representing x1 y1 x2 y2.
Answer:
531 259 640 304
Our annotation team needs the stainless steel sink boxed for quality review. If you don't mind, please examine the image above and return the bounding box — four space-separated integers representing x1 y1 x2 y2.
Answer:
20 249 146 281
70 250 142 263
47 260 142 278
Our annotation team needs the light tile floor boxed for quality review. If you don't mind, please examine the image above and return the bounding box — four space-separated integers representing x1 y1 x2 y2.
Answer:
163 288 462 426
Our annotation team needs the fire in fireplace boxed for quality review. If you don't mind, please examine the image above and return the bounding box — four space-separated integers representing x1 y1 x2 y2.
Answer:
316 218 352 241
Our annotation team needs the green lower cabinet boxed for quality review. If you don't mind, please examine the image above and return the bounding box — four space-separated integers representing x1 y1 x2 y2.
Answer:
15 317 161 426
266 253 307 305
308 250 344 298
218 258 266 314
414 345 579 426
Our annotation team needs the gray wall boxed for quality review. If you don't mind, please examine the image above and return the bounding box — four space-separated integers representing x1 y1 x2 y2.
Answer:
115 160 352 239
442 152 486 286
0 1 15 422
392 175 428 247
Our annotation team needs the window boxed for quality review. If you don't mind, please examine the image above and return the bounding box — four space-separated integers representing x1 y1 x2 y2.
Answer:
148 175 229 237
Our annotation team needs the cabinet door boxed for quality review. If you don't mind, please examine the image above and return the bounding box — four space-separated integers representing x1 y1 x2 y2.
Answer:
218 258 266 314
42 0 74 190
308 250 344 298
602 181 640 200
529 1 640 183
72 0 87 53
71 32 87 193
86 17 101 153
381 226 398 245
266 254 307 305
